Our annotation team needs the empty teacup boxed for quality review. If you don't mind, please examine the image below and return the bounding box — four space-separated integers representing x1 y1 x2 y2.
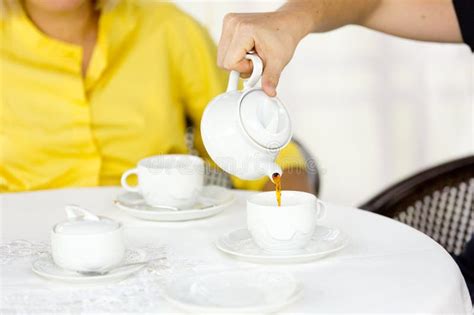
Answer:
51 205 125 272
247 191 326 252
121 155 204 209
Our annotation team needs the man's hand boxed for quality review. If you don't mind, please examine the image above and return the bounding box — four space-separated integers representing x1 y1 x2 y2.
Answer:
217 10 313 97
217 1 376 97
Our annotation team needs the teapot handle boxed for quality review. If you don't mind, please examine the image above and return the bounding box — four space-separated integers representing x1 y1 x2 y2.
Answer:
226 53 263 92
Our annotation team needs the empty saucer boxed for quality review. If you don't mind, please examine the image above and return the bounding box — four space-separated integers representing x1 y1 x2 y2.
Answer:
114 186 234 222
32 249 147 283
162 269 303 313
216 226 348 264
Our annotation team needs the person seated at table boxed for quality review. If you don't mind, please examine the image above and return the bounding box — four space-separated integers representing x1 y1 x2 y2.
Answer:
0 0 312 193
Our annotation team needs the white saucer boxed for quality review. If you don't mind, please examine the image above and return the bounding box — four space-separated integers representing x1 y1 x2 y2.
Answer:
32 249 147 283
114 186 235 222
216 226 348 264
162 269 303 313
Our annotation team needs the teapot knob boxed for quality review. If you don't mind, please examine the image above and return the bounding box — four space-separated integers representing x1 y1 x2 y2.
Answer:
258 99 281 133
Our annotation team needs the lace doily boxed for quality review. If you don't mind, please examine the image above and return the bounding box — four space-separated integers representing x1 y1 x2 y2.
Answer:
0 240 50 265
0 239 204 313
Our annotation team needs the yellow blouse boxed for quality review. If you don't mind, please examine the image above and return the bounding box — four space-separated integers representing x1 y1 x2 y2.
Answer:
0 1 305 192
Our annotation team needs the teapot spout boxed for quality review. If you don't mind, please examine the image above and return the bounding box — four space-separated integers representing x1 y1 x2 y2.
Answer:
261 162 283 182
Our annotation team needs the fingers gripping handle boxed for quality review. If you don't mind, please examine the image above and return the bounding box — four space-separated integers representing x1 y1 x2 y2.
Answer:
226 53 264 92
121 168 140 192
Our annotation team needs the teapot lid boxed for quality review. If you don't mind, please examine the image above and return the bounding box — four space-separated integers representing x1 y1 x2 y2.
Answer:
239 89 292 150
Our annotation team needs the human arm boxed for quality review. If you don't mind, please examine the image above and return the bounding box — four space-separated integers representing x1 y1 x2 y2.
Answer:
218 0 465 97
358 0 463 43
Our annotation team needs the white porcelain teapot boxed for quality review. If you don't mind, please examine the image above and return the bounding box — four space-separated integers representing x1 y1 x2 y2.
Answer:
201 53 292 181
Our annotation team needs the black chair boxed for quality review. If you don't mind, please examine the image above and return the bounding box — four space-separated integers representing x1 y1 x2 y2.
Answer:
360 156 474 255
185 126 320 195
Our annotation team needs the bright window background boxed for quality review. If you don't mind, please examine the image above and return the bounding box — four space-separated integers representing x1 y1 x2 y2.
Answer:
175 1 474 206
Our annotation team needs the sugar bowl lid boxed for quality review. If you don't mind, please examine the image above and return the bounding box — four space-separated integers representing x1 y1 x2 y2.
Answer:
239 89 292 150
53 205 120 235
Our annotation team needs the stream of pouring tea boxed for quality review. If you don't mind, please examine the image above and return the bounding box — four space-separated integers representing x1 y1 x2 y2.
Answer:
272 173 282 207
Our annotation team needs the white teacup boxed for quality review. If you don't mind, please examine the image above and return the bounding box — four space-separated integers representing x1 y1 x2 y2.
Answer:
247 191 326 252
121 155 204 209
51 205 125 272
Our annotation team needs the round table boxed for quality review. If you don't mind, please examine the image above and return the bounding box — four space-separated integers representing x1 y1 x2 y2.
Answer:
1 187 471 313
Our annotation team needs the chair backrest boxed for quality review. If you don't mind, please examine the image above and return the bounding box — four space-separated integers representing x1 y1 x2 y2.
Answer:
360 156 474 255
184 126 232 188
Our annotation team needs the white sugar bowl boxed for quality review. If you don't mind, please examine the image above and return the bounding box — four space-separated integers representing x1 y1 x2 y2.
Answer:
51 205 125 272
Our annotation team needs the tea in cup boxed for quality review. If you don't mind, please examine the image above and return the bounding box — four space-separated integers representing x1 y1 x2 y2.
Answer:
121 155 204 209
51 205 125 272
247 191 326 252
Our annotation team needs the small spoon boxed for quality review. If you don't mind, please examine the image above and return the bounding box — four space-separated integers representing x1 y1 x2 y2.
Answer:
114 199 216 211
65 204 100 221
76 257 166 276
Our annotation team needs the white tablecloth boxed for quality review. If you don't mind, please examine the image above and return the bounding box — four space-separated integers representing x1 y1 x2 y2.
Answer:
0 187 471 313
